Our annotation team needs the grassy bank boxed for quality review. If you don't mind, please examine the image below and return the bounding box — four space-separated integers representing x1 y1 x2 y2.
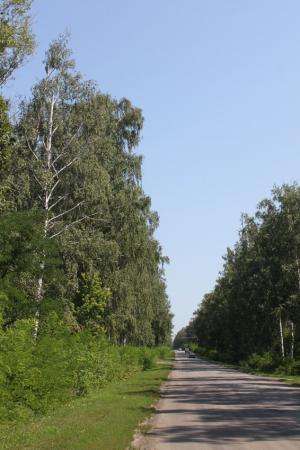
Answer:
0 360 172 450
194 352 300 386
240 368 300 386
217 360 300 386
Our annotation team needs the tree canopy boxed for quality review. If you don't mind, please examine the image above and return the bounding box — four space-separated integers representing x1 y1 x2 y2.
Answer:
0 32 172 346
188 184 300 363
0 0 35 85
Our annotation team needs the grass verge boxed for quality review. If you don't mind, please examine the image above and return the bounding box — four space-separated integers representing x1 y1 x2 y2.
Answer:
0 361 172 450
197 354 300 387
242 370 300 386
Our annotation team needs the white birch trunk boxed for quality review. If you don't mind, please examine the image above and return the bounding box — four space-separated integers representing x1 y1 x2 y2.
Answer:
34 95 55 338
279 312 285 359
290 321 295 359
33 261 44 339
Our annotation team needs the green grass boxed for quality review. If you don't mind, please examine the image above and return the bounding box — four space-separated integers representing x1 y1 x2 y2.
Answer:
196 354 300 387
244 370 300 386
230 365 300 386
0 361 172 450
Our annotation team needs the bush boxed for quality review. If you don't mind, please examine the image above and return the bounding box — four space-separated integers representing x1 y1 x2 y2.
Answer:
139 348 156 370
194 346 220 360
155 346 173 360
245 352 279 372
291 359 300 375
276 358 300 376
0 315 169 422
206 349 219 360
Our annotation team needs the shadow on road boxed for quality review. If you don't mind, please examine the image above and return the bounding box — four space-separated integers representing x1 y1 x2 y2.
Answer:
148 354 300 446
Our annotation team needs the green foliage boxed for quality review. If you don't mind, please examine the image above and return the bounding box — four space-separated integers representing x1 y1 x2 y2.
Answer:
243 352 279 372
173 325 195 349
0 34 172 344
139 347 156 370
0 361 172 450
0 210 61 325
1 35 173 345
0 313 170 422
189 342 198 352
190 184 300 364
275 358 300 376
0 19 172 428
238 353 300 376
76 273 111 333
0 0 35 85
0 96 13 212
193 345 220 360
155 345 173 360
290 360 300 375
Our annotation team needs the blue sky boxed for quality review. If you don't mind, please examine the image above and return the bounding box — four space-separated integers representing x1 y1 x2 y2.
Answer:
4 0 300 334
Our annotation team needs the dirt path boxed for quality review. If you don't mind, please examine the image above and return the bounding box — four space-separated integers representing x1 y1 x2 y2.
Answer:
139 351 300 449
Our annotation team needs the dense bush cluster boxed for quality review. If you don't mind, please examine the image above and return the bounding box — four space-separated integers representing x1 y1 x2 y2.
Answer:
0 313 172 422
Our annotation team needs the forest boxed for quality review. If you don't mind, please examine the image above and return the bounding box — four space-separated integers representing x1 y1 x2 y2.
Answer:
0 0 172 422
175 184 300 375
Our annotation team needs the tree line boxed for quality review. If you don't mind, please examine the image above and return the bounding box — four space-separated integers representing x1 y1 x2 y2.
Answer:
0 0 172 422
0 0 172 346
175 184 300 372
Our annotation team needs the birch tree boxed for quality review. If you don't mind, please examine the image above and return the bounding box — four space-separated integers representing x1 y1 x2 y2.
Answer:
18 35 96 336
275 184 300 359
0 0 35 85
0 32 172 345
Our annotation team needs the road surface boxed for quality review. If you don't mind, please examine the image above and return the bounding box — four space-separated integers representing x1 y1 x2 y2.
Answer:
139 351 300 449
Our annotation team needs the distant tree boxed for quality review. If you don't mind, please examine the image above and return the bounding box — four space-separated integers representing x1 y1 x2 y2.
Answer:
173 324 195 349
191 184 300 362
0 0 35 85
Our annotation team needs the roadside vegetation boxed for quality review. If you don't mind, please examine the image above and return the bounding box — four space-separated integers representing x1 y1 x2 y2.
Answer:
0 0 173 436
0 321 172 422
186 344 300 386
175 185 300 382
0 356 172 450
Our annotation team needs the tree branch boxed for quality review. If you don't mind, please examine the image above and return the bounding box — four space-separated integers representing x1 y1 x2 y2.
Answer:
48 195 68 211
30 170 44 190
25 134 39 161
53 157 78 179
49 213 99 239
46 179 60 203
52 124 83 165
48 201 84 223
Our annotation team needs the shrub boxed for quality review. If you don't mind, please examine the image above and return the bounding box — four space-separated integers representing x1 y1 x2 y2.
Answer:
189 342 198 352
194 346 220 360
0 318 36 421
139 348 156 370
276 358 300 376
291 360 300 375
0 315 168 422
245 352 278 372
206 349 219 360
155 346 173 360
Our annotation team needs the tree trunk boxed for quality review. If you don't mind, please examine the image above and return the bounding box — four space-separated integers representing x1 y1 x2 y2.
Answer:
279 312 285 359
290 321 295 359
33 95 54 338
33 262 44 339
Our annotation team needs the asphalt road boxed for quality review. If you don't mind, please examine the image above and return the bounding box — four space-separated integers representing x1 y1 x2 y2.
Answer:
139 351 300 449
